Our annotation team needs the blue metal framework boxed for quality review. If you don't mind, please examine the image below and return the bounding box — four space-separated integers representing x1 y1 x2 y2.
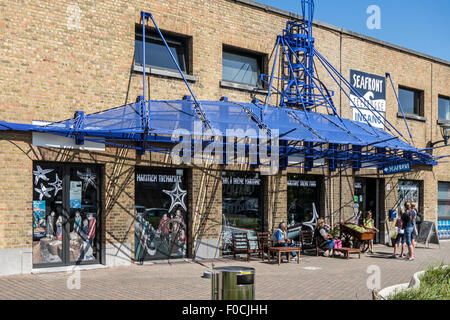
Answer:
0 1 444 171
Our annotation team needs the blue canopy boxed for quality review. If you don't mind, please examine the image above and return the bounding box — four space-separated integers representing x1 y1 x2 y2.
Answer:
0 99 436 169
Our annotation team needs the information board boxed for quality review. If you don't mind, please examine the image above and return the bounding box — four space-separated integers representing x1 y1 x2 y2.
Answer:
417 221 440 247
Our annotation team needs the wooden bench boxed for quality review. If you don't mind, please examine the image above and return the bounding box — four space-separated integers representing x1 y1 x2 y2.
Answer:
267 246 301 265
332 247 361 259
232 233 259 261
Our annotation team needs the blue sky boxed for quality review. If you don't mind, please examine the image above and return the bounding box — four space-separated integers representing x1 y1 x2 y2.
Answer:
255 0 450 61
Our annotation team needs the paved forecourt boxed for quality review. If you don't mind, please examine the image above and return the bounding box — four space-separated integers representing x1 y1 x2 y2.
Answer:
0 242 448 300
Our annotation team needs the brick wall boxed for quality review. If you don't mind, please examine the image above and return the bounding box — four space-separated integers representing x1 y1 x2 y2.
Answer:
0 0 449 256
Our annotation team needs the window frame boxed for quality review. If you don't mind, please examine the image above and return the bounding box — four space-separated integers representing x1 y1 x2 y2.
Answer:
134 25 191 75
398 85 424 117
438 95 450 121
221 45 266 89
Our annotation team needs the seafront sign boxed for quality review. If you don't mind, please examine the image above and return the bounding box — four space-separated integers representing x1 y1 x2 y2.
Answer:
382 162 411 175
350 69 386 129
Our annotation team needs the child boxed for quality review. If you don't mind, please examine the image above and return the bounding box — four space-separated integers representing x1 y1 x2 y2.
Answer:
391 211 405 258
363 210 379 254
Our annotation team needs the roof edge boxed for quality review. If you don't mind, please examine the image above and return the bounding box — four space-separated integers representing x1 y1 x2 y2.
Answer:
233 0 450 67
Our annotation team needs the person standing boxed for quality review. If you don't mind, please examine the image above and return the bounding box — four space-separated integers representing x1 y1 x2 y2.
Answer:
391 212 405 258
402 202 416 261
410 202 421 246
363 210 379 254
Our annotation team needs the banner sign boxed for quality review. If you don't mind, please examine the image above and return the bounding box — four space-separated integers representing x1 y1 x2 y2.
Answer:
350 70 386 129
382 162 411 175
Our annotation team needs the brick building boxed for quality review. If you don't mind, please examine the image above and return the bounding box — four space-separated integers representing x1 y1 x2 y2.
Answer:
0 0 449 275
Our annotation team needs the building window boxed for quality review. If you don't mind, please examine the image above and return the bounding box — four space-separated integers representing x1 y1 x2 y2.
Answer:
287 175 321 241
221 171 263 254
438 182 450 239
135 26 189 73
222 46 264 88
397 180 421 212
438 95 450 121
135 167 188 261
398 86 424 116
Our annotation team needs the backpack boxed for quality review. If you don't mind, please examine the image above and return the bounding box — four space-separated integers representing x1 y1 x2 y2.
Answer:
401 211 410 226
415 210 422 224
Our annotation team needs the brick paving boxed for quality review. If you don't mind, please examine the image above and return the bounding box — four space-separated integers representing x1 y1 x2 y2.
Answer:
0 242 448 300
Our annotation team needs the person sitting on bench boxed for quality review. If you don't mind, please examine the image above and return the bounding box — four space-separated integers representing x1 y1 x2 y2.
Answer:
272 221 297 258
315 218 335 257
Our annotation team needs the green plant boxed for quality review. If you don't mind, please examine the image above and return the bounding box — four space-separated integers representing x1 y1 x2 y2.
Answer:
388 263 450 300
329 225 340 238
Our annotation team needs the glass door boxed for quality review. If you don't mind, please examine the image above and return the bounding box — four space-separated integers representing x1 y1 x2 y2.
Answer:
68 166 101 264
32 162 101 267
32 164 65 266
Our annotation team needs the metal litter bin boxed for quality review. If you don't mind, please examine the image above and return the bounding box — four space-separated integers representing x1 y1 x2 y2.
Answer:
211 266 255 300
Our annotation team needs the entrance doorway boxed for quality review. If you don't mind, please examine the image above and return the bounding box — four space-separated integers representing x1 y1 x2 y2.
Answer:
32 162 102 267
354 178 384 243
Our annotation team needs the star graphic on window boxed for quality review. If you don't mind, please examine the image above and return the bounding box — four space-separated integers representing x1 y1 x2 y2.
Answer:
48 173 62 197
34 183 54 201
163 181 187 213
77 168 97 191
33 165 54 185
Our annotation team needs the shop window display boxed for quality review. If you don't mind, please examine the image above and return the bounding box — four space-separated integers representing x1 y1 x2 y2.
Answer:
134 167 188 261
32 163 101 267
32 165 64 264
398 180 421 211
221 171 262 254
68 167 100 263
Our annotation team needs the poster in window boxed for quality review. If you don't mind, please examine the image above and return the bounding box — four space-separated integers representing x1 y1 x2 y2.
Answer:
135 167 188 261
398 180 420 211
70 181 82 208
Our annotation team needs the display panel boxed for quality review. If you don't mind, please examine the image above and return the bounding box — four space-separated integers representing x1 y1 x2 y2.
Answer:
68 167 100 263
221 171 262 254
32 164 64 265
398 180 421 211
135 167 188 261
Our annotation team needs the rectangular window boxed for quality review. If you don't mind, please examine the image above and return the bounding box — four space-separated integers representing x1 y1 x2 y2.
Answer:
287 175 321 242
398 86 424 116
438 182 450 219
222 46 264 87
398 180 421 212
438 95 450 121
134 167 188 261
438 182 450 239
221 171 263 254
135 26 189 73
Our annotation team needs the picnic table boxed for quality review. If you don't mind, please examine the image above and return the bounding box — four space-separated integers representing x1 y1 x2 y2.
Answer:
267 246 301 266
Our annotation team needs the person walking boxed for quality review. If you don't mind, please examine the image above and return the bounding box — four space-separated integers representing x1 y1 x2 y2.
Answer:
402 202 416 261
